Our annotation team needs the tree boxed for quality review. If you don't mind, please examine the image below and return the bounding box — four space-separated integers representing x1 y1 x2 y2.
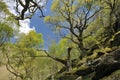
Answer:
92 0 120 47
44 0 102 59
3 31 44 80
39 38 79 72
0 1 16 47
15 0 48 20
0 1 19 67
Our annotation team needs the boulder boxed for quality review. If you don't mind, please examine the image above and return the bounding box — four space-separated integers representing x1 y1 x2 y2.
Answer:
92 49 120 80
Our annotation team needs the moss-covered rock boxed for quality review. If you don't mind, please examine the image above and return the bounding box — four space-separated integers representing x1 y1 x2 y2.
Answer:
92 49 120 80
101 70 120 80
110 31 120 47
46 49 120 80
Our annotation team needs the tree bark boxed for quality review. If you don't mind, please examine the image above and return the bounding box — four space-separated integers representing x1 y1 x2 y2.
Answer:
78 42 87 59
66 47 72 71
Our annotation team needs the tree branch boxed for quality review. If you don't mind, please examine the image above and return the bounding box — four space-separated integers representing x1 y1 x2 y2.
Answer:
37 49 67 66
16 0 46 20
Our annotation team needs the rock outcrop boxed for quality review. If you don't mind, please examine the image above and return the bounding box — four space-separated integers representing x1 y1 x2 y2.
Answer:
46 49 120 80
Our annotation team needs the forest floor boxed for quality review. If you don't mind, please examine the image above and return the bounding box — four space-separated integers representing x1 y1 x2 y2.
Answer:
0 65 9 80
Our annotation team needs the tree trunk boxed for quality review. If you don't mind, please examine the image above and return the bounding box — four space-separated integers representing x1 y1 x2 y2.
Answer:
78 42 87 59
66 47 72 71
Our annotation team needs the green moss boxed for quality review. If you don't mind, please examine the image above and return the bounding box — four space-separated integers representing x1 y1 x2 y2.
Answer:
78 64 89 70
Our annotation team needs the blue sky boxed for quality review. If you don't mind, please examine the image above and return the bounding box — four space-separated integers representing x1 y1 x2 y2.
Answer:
30 0 60 49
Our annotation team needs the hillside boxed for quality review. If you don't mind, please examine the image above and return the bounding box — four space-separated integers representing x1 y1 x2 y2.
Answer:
0 66 9 80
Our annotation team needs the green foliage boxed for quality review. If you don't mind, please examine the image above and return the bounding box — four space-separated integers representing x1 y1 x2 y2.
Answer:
83 36 97 48
51 0 60 11
48 39 68 58
45 0 86 24
17 30 44 48
0 23 13 44
44 16 51 22
58 38 70 54
48 38 79 61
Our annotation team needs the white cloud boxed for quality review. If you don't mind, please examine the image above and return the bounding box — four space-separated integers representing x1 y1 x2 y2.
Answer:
3 0 35 34
19 19 35 34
